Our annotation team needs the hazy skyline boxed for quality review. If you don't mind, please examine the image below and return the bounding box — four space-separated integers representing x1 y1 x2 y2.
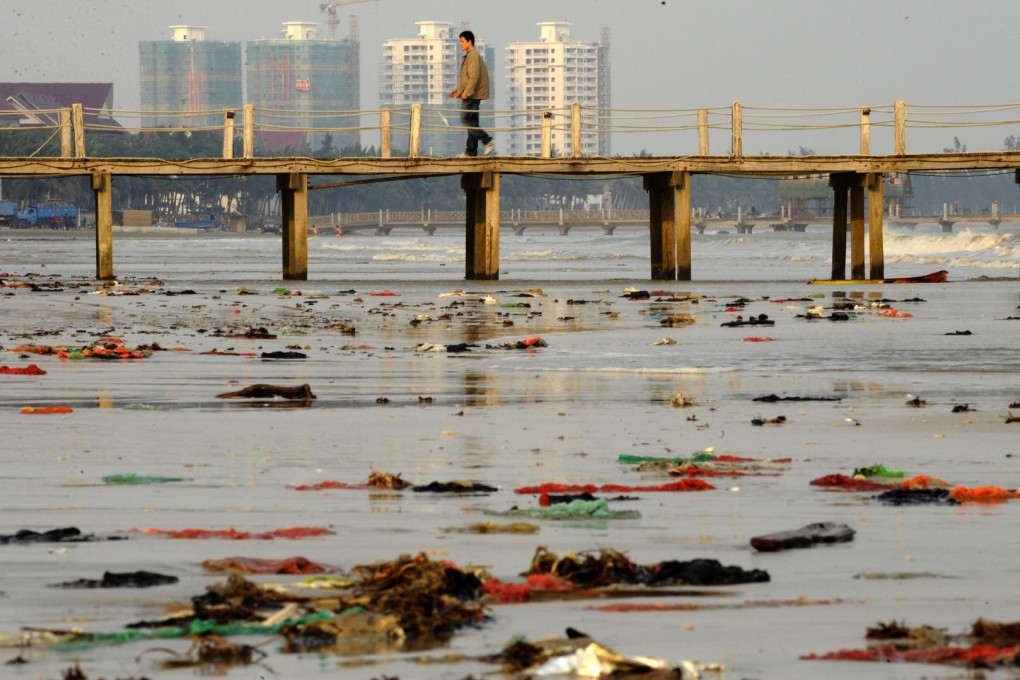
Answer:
4 0 1019 156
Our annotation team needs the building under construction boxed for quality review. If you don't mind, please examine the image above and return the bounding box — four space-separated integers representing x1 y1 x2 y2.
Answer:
777 174 914 218
139 26 242 128
246 21 360 154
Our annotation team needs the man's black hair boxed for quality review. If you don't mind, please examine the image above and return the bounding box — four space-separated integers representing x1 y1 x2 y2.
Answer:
460 30 475 45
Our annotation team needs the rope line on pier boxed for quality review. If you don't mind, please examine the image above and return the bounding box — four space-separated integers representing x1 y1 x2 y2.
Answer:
7 100 1020 157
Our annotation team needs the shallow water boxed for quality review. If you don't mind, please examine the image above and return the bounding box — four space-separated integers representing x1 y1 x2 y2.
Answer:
1 230 1020 679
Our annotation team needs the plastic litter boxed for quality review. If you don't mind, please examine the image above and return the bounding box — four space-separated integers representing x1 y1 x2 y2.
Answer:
493 498 641 520
202 556 339 574
126 526 335 540
750 522 856 551
102 473 191 485
53 571 178 589
525 547 769 587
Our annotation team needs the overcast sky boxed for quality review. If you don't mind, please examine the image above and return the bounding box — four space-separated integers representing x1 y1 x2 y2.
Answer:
4 0 1019 155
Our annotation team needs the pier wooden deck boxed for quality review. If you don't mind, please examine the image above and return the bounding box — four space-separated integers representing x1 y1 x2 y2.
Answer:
2 153 1019 281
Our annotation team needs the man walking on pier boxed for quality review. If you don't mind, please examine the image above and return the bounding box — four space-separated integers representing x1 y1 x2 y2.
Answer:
450 30 494 157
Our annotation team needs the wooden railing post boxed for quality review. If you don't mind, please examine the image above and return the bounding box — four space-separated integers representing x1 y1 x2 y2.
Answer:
541 111 553 158
571 102 582 158
380 109 392 159
860 106 871 155
222 110 235 159
72 103 85 158
894 100 906 155
731 101 742 157
242 104 254 159
409 104 421 159
59 108 72 158
697 109 709 155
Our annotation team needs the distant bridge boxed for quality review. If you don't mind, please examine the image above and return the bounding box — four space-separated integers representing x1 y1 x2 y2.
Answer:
315 208 1020 236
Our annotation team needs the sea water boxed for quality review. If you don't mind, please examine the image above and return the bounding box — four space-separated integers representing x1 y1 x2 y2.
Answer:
1 225 1019 679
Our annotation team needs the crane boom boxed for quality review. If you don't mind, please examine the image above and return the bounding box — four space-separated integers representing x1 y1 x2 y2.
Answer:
319 0 378 41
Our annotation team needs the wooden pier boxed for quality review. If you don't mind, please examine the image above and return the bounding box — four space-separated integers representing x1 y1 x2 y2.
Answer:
2 153 1018 281
2 99 1020 281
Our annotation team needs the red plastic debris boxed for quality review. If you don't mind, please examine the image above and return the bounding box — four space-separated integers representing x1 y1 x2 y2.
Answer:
803 643 1020 666
515 479 714 494
669 466 778 478
1 364 46 375
809 474 887 491
713 455 792 463
482 573 575 604
199 350 258 357
291 480 361 491
743 336 775 342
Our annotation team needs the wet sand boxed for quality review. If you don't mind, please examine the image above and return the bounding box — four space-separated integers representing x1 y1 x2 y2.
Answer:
2 267 1020 679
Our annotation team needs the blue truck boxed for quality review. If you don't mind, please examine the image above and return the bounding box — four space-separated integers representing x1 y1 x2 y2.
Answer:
0 200 18 226
16 204 79 229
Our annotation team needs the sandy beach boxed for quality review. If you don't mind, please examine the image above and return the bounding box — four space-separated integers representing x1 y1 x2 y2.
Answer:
2 230 1020 679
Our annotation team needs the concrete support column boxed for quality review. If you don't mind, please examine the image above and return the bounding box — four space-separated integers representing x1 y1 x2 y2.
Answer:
277 173 308 280
850 181 866 280
462 172 501 280
644 171 690 280
829 173 852 280
867 173 885 280
92 172 114 280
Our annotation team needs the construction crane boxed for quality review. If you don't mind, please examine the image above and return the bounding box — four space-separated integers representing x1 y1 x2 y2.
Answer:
319 0 378 41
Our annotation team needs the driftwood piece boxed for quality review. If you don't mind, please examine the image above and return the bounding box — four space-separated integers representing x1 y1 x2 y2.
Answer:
750 522 856 552
216 383 316 400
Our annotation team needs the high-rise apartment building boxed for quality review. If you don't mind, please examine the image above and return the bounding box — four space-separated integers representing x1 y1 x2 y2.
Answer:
246 22 360 153
139 26 242 128
505 22 610 157
380 21 493 157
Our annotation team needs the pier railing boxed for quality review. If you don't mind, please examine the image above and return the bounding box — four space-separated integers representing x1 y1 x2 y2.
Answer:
4 100 1020 159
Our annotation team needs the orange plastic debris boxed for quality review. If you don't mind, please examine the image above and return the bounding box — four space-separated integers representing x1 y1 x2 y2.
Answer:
949 486 1020 503
10 345 57 355
21 406 73 414
878 308 912 318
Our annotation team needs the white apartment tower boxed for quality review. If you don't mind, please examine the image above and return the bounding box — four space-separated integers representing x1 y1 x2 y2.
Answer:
505 22 610 157
380 21 493 157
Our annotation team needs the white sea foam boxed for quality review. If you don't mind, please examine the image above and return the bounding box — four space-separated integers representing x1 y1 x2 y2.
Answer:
548 366 739 375
880 230 1020 270
504 249 585 261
